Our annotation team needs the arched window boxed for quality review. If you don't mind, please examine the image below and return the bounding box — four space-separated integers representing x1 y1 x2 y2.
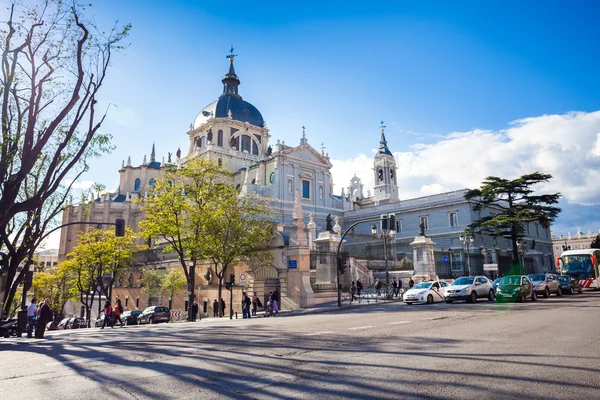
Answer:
378 169 384 181
241 135 251 153
149 178 156 190
217 130 223 147
252 140 259 155
134 178 141 191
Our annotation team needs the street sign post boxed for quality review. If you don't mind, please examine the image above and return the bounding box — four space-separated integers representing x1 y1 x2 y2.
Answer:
239 272 247 287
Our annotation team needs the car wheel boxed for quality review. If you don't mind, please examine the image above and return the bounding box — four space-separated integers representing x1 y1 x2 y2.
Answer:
544 288 550 298
579 286 583 294
446 300 453 304
150 316 155 324
518 292 526 303
468 291 477 303
426 294 433 304
406 302 412 305
531 290 537 301
568 287 573 295
488 290 495 301
556 287 562 297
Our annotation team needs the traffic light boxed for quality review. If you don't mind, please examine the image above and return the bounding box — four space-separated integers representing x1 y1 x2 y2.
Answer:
230 273 235 287
115 218 125 237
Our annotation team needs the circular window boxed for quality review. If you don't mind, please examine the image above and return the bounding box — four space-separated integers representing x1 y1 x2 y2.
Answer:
269 172 276 184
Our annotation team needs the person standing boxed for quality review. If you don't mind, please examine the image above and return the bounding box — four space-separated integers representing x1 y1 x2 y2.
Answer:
192 301 199 322
252 292 262 316
356 278 363 297
220 298 226 317
398 278 403 297
100 301 112 329
271 289 280 316
242 292 251 318
113 299 124 327
375 279 382 296
391 278 398 298
213 299 219 318
409 277 414 289
27 297 38 338
350 282 357 302
35 298 52 339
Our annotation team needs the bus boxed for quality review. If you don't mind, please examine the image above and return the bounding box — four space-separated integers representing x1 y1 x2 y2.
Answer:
557 249 600 289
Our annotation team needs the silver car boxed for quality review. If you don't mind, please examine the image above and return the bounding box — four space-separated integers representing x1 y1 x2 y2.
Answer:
528 273 562 298
445 276 495 303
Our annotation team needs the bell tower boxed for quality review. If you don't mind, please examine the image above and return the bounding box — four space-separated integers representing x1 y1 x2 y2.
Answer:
373 121 398 201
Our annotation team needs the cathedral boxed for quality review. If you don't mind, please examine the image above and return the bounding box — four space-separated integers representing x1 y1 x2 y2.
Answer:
58 53 555 316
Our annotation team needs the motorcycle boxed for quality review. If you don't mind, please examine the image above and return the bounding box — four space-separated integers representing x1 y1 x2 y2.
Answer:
0 318 18 338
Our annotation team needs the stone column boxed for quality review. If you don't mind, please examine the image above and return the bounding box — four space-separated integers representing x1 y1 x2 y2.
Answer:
410 235 437 282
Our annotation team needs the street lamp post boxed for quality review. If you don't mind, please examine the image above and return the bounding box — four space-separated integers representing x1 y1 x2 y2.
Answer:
371 214 396 298
517 239 527 275
459 231 473 276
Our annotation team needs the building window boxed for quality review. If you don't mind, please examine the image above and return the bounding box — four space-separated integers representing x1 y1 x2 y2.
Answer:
134 178 141 191
252 140 259 155
396 219 402 233
217 130 223 147
319 185 323 199
302 180 310 199
448 211 458 227
535 224 539 237
378 169 384 182
420 216 429 231
149 178 156 190
241 135 251 153
288 179 293 194
200 136 206 148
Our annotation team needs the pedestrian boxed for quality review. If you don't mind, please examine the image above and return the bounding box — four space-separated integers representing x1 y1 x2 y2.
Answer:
409 277 414 288
35 298 52 339
27 297 38 338
192 301 199 321
113 299 124 327
220 298 226 317
375 279 382 296
350 281 357 302
213 299 219 318
356 278 363 297
398 278 403 296
272 289 280 315
265 292 273 317
242 292 251 318
392 278 398 298
100 301 112 329
252 292 262 316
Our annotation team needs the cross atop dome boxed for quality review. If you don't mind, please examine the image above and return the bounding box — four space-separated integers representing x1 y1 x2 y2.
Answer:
226 45 237 62
380 120 386 133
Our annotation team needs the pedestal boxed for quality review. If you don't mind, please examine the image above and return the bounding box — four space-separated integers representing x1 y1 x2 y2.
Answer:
286 246 315 308
410 235 438 281
313 231 341 285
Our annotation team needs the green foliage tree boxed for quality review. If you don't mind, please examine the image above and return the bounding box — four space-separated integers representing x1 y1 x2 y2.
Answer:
465 172 561 272
0 0 130 318
138 158 232 320
590 234 600 249
32 261 74 318
161 270 187 301
140 268 164 306
63 228 140 326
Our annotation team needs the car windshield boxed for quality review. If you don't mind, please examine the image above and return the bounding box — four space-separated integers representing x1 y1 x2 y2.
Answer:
452 277 475 286
557 275 569 282
156 307 168 312
131 311 141 315
143 307 154 312
528 274 546 282
500 276 520 286
413 282 432 289
561 255 593 278
493 278 501 284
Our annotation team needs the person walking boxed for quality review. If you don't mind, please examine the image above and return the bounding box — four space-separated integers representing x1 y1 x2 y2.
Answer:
265 292 273 317
220 298 226 318
350 281 357 302
272 289 280 315
252 292 262 316
398 278 404 297
391 278 398 298
409 277 414 289
27 297 38 338
112 299 124 327
35 298 52 339
192 301 199 321
242 292 251 318
375 279 382 296
213 299 219 318
100 301 112 329
356 278 363 297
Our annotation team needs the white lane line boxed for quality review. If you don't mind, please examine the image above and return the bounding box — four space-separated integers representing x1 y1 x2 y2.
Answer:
303 331 334 336
250 337 284 343
348 325 374 331
389 321 411 325
45 357 105 367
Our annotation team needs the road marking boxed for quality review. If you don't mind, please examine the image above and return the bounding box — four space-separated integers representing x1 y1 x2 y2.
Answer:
45 357 105 367
304 331 334 336
250 337 284 343
389 321 411 325
348 325 374 330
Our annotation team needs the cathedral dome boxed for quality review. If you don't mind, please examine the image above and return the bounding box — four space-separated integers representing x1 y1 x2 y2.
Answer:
193 55 264 130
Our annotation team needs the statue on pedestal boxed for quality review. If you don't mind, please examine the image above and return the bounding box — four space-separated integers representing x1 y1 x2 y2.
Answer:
326 213 333 232
419 220 426 236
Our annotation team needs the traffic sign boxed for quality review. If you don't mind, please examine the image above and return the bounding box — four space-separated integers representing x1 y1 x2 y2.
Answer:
239 272 247 286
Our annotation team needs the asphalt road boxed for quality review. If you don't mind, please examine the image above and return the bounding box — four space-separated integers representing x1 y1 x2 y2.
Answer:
2 292 600 400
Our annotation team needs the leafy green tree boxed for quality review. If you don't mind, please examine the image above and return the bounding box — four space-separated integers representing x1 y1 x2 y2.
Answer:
591 234 600 249
32 262 74 318
140 268 164 306
0 0 130 318
465 172 561 272
161 270 187 301
138 158 231 320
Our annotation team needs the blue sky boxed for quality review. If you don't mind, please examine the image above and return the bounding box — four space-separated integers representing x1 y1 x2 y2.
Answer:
63 0 600 242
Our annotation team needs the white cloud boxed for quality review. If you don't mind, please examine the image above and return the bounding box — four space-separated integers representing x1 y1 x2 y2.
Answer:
68 180 96 190
331 111 600 205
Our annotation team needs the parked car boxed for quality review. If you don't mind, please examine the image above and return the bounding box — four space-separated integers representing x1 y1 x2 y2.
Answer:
67 317 87 329
528 273 562 298
495 275 537 303
137 306 171 324
492 277 502 293
46 320 60 331
557 275 582 295
403 281 448 305
57 318 70 330
95 314 107 328
121 310 142 325
445 276 495 303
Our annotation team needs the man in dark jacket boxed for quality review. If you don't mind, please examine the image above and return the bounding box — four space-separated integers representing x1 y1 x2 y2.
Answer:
191 301 199 321
35 298 52 339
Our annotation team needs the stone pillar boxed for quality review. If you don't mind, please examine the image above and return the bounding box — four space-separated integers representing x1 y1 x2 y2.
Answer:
410 235 437 282
313 230 341 284
307 214 317 251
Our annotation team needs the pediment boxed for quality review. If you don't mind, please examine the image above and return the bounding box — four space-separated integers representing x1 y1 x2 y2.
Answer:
280 144 332 168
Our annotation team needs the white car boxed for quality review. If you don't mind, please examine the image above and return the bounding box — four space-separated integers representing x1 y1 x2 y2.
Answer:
445 275 495 303
403 281 448 305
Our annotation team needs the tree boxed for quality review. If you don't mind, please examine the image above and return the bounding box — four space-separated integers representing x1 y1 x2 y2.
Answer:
161 269 187 304
465 172 561 272
32 261 74 318
202 184 273 317
140 268 164 306
0 0 130 317
591 234 600 249
138 158 231 321
63 228 139 326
